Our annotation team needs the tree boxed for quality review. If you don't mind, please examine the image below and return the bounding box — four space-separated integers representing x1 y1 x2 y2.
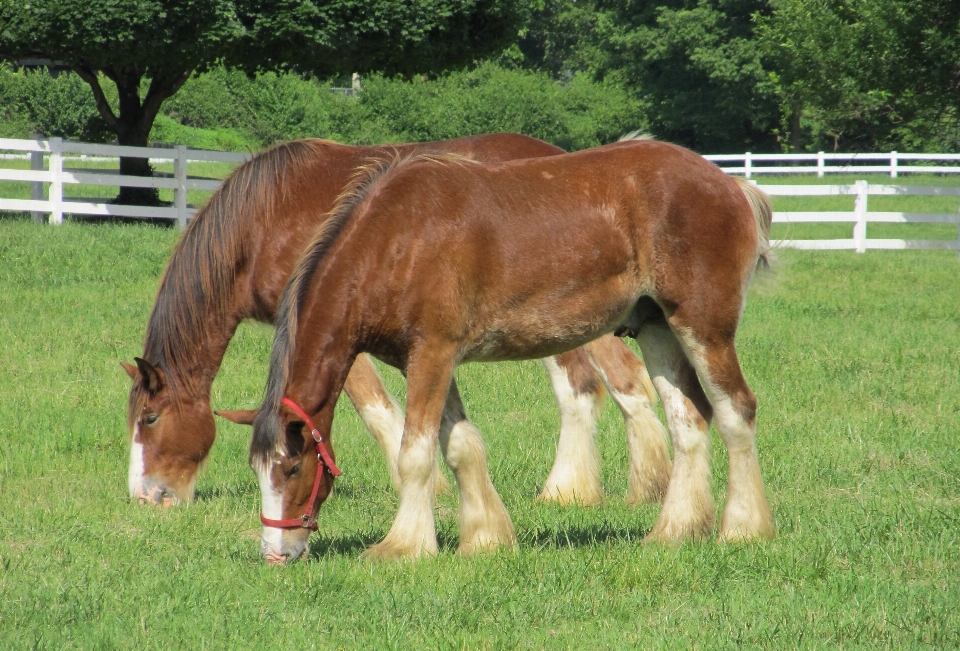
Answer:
0 0 528 204
511 0 779 152
756 0 960 152
588 0 779 153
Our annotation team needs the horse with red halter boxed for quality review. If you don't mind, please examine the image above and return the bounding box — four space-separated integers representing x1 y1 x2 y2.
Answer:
236 138 776 563
123 133 670 509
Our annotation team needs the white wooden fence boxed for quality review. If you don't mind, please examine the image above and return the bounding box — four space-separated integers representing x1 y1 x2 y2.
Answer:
763 181 960 253
1 137 959 253
0 137 248 227
704 151 960 178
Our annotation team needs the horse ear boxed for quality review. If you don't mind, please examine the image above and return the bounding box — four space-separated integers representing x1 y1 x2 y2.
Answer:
134 357 164 393
120 361 138 380
215 409 258 426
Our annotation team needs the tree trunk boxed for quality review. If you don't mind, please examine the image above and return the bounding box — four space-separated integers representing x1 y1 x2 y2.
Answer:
74 66 191 207
789 104 803 153
114 81 159 206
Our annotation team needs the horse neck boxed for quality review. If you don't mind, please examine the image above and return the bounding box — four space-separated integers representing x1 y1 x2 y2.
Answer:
142 280 246 402
283 280 358 417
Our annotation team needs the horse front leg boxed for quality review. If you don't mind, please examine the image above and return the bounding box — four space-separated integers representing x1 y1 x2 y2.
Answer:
363 343 456 560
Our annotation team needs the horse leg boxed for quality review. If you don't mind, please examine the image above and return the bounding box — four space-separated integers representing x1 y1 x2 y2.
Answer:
439 379 517 555
364 344 456 560
538 352 605 505
584 335 671 504
636 322 716 542
343 353 451 495
674 332 776 542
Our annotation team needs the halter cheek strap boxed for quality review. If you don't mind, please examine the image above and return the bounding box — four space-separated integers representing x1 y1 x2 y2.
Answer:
259 398 342 531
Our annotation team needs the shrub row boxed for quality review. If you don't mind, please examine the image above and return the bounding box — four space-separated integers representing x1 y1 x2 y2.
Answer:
0 62 644 152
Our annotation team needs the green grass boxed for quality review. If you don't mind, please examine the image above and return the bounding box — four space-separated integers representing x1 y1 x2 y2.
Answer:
1 221 959 649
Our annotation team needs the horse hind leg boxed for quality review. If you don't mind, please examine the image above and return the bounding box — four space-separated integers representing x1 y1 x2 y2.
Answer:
636 322 716 542
677 331 776 542
584 335 671 504
343 353 451 495
440 380 517 555
538 352 605 505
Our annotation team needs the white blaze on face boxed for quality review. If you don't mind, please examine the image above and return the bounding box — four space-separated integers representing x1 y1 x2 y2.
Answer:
128 424 146 498
256 456 286 555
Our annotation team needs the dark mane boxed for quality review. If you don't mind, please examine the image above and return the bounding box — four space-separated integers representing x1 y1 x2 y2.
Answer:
251 153 465 460
140 139 334 399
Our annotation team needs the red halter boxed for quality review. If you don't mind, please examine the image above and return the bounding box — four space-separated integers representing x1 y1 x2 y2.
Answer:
259 398 342 530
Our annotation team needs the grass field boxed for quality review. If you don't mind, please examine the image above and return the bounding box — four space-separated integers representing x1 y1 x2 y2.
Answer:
1 219 959 649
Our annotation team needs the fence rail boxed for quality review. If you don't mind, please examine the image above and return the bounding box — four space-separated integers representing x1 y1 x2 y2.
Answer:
704 151 960 178
760 180 960 253
0 137 249 227
2 138 959 253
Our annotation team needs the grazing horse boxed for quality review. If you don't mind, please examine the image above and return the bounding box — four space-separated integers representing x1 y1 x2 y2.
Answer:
123 134 670 509
238 138 776 563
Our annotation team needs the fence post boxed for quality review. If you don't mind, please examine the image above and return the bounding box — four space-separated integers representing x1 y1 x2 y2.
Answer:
49 137 63 225
853 180 868 253
890 151 898 179
30 133 45 223
817 151 825 178
174 145 188 229
744 151 752 179
956 197 960 259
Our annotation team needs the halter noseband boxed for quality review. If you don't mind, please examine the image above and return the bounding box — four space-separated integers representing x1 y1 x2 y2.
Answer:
259 398 342 531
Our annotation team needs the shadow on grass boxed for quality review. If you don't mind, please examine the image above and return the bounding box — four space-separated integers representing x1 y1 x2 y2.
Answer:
194 483 256 503
522 522 651 550
304 522 651 560
307 532 386 559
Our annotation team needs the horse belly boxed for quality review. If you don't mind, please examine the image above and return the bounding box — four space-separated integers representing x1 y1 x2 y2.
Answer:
462 282 639 363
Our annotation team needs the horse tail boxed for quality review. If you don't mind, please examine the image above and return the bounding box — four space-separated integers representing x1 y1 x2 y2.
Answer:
732 176 774 271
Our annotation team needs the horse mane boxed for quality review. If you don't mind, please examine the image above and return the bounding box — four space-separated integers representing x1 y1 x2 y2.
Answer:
252 152 468 460
140 139 334 399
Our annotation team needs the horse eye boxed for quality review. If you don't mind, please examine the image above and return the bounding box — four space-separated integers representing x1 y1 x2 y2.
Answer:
289 462 302 477
144 414 159 426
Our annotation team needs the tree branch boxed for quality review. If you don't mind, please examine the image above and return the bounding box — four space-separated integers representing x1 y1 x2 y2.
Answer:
140 69 193 129
72 65 119 131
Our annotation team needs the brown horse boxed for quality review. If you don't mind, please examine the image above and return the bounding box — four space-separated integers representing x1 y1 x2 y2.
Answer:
233 138 776 563
123 134 670 510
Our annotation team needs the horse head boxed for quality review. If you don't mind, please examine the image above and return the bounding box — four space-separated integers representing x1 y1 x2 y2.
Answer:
219 399 338 565
123 358 216 506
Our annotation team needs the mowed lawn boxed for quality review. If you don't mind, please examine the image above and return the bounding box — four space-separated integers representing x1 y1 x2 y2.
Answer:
1 218 958 649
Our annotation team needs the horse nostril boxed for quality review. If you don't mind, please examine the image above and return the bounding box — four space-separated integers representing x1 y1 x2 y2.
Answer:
135 485 166 506
264 551 288 566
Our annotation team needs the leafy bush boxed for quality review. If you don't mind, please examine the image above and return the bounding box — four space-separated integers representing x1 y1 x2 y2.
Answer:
0 63 111 141
1 62 644 151
149 114 258 151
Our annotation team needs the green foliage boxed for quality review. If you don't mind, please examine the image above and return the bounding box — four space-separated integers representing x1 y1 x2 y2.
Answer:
507 1 779 152
0 63 111 141
338 63 643 150
148 114 258 151
588 0 779 153
161 63 643 151
756 0 960 152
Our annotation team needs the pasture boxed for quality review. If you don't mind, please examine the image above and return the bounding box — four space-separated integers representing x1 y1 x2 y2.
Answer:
1 207 958 647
